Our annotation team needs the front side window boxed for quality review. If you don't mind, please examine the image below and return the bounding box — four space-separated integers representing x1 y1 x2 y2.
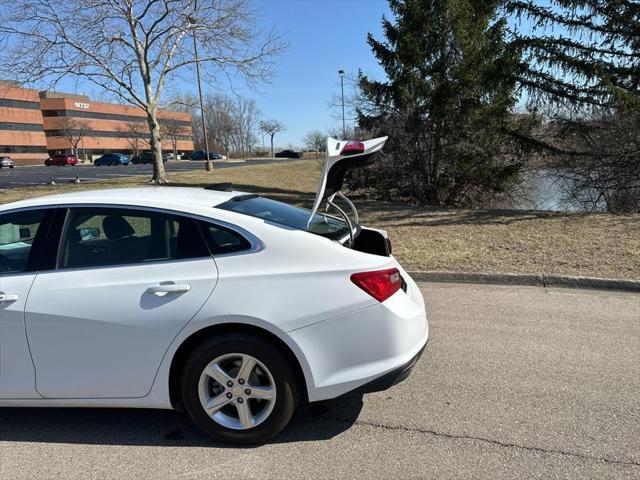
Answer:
0 210 46 274
59 207 211 269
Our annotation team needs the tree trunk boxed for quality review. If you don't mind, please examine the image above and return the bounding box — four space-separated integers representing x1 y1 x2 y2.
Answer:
270 134 274 158
147 110 167 183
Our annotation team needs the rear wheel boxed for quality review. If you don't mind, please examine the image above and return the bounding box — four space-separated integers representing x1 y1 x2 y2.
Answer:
181 334 298 444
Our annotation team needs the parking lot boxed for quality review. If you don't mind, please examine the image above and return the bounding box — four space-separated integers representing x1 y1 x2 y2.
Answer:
0 159 294 189
1 282 638 479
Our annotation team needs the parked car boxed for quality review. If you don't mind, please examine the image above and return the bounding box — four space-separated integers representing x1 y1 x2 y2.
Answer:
0 136 427 445
94 153 130 166
131 151 165 164
45 154 78 166
0 156 14 169
275 150 302 158
189 151 221 161
162 152 182 162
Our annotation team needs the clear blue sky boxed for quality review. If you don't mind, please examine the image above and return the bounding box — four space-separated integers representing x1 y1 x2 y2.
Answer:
242 0 391 147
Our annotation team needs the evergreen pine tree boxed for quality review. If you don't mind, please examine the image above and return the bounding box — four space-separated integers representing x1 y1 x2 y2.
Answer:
356 0 529 206
506 0 639 111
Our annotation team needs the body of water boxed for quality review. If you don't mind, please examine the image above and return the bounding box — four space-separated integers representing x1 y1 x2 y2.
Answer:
504 170 606 212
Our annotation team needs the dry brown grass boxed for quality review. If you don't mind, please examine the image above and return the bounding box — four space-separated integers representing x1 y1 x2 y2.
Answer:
1 160 638 279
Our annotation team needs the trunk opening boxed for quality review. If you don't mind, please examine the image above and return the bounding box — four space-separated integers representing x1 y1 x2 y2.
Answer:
352 228 390 257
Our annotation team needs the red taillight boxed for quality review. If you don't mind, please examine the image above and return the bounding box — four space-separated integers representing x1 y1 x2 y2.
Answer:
340 140 365 155
350 268 403 302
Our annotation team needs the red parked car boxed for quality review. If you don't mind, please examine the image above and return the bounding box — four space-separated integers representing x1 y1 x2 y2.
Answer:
45 154 78 166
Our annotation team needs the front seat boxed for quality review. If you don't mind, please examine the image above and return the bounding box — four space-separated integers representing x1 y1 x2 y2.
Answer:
65 228 94 267
102 215 145 264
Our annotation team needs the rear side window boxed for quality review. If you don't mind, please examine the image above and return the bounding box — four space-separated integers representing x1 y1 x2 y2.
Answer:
59 207 211 269
198 221 251 255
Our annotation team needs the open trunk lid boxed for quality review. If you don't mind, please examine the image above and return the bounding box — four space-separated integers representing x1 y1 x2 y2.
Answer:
307 137 388 246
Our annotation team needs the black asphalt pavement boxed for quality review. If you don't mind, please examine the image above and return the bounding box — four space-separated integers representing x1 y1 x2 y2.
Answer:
0 159 295 189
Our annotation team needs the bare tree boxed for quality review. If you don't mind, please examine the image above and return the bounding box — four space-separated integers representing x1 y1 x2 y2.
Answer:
302 130 325 157
540 107 640 212
327 125 356 140
259 119 285 158
160 122 187 156
0 0 284 183
203 93 236 157
119 121 150 157
232 96 260 158
58 117 87 159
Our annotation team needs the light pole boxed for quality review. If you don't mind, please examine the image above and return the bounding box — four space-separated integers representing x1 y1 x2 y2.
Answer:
338 69 346 139
189 10 212 171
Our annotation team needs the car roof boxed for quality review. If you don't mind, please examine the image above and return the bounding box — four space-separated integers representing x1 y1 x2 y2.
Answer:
1 187 241 212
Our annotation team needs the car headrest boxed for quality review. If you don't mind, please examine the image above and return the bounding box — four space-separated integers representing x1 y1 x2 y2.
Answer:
103 215 135 240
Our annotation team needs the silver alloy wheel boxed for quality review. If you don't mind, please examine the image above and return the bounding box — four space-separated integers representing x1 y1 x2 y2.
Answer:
198 353 277 430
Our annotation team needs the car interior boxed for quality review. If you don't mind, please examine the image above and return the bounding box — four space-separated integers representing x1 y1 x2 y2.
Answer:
61 209 250 269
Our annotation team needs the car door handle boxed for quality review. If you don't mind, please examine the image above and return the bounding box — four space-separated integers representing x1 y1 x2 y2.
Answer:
146 283 191 296
0 293 20 303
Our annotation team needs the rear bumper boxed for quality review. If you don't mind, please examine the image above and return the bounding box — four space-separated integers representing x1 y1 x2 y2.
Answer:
352 340 427 395
284 269 428 402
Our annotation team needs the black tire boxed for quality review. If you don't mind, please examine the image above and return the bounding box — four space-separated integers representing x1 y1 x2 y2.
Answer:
181 334 298 444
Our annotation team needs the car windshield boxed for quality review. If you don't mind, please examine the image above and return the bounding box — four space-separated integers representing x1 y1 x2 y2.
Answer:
216 195 351 241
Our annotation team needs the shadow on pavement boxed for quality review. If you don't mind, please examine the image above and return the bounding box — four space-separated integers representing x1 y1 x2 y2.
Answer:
0 393 364 448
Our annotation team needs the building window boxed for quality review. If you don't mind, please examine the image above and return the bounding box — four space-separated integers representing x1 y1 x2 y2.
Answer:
0 145 48 154
0 98 41 110
41 110 191 127
0 122 44 132
44 129 191 141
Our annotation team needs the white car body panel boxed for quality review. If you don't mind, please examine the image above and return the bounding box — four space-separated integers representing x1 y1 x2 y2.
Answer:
0 179 428 408
25 257 218 398
0 272 40 398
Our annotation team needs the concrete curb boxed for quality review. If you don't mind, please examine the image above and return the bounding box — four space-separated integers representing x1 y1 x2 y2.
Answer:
407 271 640 293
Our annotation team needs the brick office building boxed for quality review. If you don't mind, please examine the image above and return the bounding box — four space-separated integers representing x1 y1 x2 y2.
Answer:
0 82 49 163
0 82 195 165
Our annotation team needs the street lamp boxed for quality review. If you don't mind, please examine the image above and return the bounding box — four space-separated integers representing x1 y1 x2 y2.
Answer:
338 69 346 139
188 11 212 171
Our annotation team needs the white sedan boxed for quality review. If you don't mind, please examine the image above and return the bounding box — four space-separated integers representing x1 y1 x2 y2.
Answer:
0 137 428 443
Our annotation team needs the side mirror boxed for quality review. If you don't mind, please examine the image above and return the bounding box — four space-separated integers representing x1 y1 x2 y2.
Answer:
79 227 100 240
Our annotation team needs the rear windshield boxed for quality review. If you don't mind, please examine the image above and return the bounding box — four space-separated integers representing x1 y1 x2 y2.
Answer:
216 195 350 240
